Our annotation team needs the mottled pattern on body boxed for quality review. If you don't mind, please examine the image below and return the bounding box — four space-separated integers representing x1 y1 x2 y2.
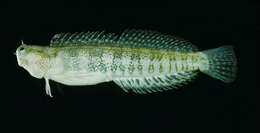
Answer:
54 45 203 78
16 29 237 97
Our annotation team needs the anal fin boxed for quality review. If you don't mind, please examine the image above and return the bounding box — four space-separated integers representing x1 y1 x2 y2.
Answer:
113 71 198 94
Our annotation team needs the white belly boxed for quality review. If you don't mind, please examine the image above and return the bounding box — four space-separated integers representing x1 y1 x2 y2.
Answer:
49 71 112 86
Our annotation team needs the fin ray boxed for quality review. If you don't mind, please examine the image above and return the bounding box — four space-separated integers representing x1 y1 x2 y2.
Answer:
117 29 198 52
45 78 53 97
200 45 237 83
113 71 198 94
50 30 198 52
50 31 118 46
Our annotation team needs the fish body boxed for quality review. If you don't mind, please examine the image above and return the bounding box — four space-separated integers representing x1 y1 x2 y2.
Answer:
16 30 237 97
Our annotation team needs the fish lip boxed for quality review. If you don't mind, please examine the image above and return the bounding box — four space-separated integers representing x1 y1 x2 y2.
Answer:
16 45 25 67
16 55 23 67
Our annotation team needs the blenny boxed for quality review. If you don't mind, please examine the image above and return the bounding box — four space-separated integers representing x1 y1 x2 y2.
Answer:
16 29 237 97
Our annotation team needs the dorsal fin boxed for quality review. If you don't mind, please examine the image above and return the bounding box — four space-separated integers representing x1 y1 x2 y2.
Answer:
117 29 198 52
50 31 118 46
50 30 198 52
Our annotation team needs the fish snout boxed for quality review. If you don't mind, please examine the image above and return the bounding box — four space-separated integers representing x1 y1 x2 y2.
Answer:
16 44 27 67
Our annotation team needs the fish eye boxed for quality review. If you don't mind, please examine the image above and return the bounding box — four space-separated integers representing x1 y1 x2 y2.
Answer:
18 45 26 52
20 47 25 51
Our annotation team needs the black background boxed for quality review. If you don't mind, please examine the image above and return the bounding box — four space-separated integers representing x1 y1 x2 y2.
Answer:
0 0 257 132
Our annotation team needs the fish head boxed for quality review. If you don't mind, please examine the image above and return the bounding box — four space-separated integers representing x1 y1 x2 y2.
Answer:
16 44 50 79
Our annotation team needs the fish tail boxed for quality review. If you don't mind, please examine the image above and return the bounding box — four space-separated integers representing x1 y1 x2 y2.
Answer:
199 45 237 83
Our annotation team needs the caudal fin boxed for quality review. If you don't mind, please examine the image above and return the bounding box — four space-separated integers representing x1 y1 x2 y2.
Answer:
200 45 237 83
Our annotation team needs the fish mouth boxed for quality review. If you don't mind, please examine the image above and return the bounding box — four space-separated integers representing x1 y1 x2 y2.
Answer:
16 53 23 67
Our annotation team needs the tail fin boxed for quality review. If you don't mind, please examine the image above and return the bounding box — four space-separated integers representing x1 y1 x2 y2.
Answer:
200 45 237 83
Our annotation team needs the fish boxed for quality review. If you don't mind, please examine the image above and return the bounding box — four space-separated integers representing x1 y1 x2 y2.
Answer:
15 29 237 97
